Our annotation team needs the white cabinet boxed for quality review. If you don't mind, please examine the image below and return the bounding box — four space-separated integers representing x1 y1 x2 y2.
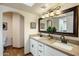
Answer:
38 42 45 56
30 39 45 56
30 38 68 56
45 45 68 56
30 39 38 56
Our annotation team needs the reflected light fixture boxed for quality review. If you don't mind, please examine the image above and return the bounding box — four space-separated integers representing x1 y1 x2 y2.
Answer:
49 12 54 16
41 5 61 18
44 13 49 17
55 10 61 15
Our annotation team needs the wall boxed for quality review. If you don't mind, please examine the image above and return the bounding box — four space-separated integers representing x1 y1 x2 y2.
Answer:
0 5 38 55
12 13 24 48
12 13 21 48
3 13 12 46
20 15 24 48
0 11 3 56
24 13 38 53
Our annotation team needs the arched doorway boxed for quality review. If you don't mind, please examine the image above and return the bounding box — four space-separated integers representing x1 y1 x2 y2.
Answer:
3 12 24 56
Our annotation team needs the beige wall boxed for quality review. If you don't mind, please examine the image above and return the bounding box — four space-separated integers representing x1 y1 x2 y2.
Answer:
3 13 12 46
24 13 38 53
0 11 3 55
20 15 24 48
12 13 24 48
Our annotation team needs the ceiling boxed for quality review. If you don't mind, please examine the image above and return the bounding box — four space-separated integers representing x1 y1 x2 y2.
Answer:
0 3 79 15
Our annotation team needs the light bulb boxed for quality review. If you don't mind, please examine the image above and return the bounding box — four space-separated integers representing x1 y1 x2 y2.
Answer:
45 13 49 17
50 12 54 16
41 15 45 18
55 10 61 15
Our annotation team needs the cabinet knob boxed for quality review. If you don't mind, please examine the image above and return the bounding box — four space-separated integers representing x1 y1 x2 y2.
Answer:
39 45 42 47
39 55 40 56
39 50 42 53
32 45 34 47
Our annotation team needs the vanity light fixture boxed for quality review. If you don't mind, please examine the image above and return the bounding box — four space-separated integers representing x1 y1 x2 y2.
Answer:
41 6 61 18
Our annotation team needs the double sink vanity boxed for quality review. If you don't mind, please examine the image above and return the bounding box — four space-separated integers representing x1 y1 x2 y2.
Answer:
29 35 79 56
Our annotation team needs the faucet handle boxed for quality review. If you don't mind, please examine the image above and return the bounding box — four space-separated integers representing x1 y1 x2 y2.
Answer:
60 35 67 44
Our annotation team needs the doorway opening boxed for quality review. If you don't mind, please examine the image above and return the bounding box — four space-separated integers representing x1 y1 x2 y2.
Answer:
3 12 24 56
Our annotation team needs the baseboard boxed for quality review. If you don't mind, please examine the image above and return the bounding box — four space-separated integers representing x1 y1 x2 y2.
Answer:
4 45 12 48
4 45 24 49
24 52 33 56
12 47 24 49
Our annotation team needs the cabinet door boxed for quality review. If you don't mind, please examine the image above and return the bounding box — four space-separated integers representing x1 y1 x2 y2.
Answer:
38 42 45 56
45 45 68 56
30 39 38 56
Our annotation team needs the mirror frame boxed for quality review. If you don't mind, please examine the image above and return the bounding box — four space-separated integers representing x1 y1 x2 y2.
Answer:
38 6 78 37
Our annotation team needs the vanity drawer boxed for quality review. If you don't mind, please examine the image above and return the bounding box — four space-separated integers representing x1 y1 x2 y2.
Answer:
38 42 45 56
30 39 38 56
38 43 44 52
38 49 44 56
38 42 44 49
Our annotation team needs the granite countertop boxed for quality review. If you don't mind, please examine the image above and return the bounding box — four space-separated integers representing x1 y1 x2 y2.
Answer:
30 35 79 56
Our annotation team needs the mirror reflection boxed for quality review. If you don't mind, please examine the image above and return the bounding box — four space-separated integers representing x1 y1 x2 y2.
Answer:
40 11 74 33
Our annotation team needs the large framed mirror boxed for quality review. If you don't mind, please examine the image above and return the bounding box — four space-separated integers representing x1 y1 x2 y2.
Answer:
38 6 78 37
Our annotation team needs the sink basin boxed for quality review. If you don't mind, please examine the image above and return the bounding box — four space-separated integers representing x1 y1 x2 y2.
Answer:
33 36 41 39
52 42 73 51
33 36 46 40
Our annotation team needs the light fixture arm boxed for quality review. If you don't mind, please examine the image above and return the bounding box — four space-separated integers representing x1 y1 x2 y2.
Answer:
41 5 61 18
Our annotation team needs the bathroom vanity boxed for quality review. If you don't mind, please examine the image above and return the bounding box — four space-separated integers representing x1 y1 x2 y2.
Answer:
29 36 79 56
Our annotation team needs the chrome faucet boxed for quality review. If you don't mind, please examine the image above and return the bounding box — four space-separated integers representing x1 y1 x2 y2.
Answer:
60 34 67 44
